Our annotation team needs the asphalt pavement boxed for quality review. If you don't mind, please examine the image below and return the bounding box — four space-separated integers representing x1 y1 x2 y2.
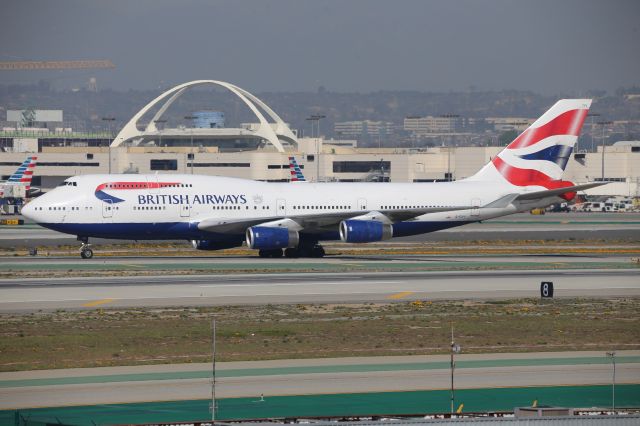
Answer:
0 268 638 312
2 351 638 409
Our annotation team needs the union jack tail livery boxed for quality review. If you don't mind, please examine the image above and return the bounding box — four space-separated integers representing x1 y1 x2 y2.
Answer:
288 156 306 182
0 156 38 198
470 99 591 198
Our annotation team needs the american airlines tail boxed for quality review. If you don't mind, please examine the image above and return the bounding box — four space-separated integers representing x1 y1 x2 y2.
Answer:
288 156 306 182
468 99 591 199
0 156 38 198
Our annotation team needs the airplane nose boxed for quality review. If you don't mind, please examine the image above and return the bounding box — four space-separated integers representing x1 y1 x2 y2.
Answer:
21 202 36 221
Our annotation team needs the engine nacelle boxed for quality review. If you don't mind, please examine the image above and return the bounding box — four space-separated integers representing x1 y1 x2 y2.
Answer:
339 220 392 243
246 226 299 250
191 239 243 251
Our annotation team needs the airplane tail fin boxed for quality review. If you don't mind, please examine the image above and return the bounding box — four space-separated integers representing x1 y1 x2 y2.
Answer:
288 156 306 182
7 156 37 191
468 99 591 193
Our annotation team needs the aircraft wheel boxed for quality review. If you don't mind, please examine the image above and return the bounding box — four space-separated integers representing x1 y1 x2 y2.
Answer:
284 248 299 258
259 249 283 258
311 245 325 258
81 248 93 259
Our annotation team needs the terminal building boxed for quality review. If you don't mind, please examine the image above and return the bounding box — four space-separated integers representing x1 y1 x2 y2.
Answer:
1 80 639 198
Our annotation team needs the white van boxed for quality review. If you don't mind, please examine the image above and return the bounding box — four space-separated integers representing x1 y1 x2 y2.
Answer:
584 202 610 212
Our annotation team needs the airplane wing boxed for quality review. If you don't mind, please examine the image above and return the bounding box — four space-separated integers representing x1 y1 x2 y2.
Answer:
483 182 608 208
514 182 607 201
197 204 478 234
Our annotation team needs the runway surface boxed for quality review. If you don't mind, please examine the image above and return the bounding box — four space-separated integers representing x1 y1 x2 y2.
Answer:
0 268 638 312
1 351 638 409
2 212 639 248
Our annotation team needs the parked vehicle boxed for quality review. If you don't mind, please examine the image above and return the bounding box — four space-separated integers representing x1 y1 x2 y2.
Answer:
584 202 611 212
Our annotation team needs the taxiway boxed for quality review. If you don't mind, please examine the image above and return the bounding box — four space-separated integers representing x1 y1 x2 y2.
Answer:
0 267 638 312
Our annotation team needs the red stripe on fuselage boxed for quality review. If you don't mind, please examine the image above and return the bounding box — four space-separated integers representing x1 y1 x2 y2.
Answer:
507 109 588 150
95 181 181 191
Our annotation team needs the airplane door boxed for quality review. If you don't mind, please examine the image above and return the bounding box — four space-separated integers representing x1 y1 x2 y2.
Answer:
102 199 113 218
357 198 367 211
277 199 286 216
179 203 191 217
471 198 481 217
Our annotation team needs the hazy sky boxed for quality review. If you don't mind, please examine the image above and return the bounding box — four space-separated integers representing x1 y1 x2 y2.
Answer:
1 0 639 94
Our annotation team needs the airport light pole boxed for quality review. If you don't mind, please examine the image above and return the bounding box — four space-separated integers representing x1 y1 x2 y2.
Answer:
184 116 197 174
450 324 461 415
441 114 460 181
315 114 326 139
306 115 326 182
212 319 217 423
154 119 167 147
305 117 313 138
306 114 326 139
102 117 116 174
597 121 613 181
607 351 616 411
588 113 600 153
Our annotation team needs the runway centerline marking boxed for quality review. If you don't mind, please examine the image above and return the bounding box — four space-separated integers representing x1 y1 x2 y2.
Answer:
82 298 115 307
388 291 414 299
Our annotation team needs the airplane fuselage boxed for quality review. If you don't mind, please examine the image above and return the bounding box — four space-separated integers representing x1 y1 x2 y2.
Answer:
24 173 519 242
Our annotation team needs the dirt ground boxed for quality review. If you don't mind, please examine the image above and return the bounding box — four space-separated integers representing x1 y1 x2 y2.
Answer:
1 297 638 372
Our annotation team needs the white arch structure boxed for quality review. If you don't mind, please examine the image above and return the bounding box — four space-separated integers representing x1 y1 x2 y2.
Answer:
111 80 297 152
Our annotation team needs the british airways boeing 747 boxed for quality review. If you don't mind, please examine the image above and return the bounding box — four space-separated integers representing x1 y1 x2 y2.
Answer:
21 100 604 259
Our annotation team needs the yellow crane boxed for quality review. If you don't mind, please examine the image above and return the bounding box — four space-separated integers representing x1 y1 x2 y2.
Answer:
0 60 115 70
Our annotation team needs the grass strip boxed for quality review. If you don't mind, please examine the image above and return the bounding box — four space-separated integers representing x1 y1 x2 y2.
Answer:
2 355 640 389
1 298 638 372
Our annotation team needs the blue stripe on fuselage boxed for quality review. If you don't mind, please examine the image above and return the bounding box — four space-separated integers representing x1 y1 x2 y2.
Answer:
40 221 206 240
38 220 474 241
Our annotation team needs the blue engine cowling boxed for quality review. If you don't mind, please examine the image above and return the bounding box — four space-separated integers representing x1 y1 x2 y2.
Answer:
339 220 393 243
191 238 244 251
246 226 300 250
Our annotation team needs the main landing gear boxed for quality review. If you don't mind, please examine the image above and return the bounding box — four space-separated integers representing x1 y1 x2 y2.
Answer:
284 244 326 258
258 245 325 258
258 249 284 258
78 236 93 259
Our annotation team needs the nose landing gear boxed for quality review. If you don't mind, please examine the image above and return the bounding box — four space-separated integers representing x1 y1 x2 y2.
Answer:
78 236 93 259
81 246 94 259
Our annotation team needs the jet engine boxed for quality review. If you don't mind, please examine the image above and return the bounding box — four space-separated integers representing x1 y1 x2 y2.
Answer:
339 220 392 243
191 239 243 251
246 226 299 250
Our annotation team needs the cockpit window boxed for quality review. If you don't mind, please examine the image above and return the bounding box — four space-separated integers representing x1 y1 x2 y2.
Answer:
58 181 78 187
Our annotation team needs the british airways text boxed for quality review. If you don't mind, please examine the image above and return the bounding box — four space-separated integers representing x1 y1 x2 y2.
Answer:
138 194 247 205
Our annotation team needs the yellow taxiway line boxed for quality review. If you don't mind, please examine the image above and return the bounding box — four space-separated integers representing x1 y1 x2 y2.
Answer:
82 298 115 307
387 291 414 300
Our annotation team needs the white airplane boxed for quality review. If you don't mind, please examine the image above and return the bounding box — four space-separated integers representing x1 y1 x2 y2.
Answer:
0 156 38 200
22 99 604 259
